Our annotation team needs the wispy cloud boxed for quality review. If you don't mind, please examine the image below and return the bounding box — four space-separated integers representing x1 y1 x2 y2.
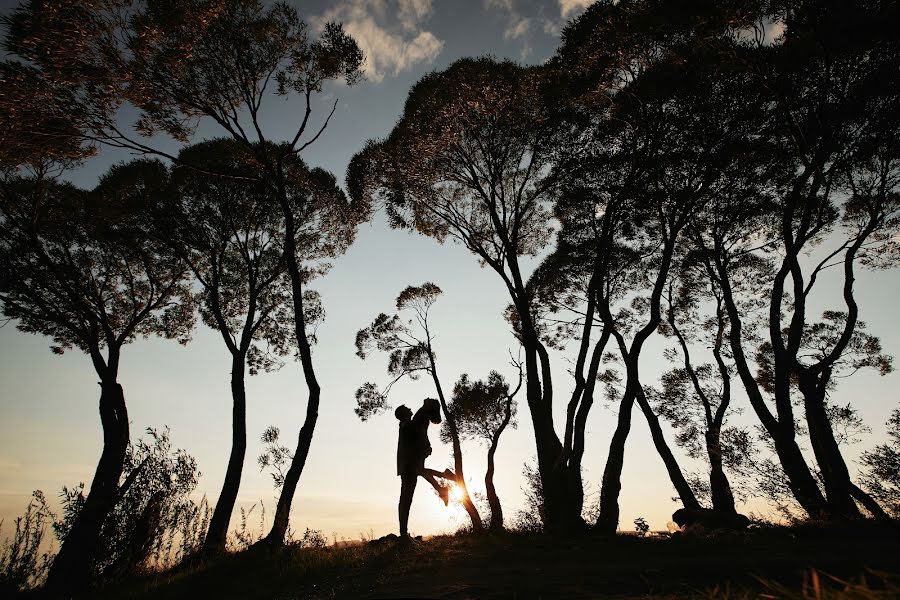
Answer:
504 15 531 41
313 0 443 82
542 0 593 39
559 0 594 19
485 0 533 60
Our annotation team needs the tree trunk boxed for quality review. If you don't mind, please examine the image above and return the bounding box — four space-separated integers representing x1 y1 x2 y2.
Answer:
485 395 514 531
45 377 129 596
849 483 891 520
798 372 862 519
596 385 636 534
526 339 578 532
706 428 737 514
569 332 608 523
711 251 830 518
263 175 322 546
634 386 701 510
485 438 503 531
205 353 248 553
429 353 483 531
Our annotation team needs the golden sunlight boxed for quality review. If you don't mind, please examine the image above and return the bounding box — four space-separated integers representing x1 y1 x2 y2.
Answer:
449 482 466 504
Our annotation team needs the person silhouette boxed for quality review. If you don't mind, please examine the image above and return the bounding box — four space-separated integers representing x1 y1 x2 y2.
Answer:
396 398 454 538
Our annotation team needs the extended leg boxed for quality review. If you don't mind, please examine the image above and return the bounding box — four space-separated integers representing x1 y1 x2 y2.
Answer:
418 468 450 506
398 474 416 538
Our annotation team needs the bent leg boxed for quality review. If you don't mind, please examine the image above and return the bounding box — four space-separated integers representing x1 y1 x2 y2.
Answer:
418 469 444 493
421 468 451 484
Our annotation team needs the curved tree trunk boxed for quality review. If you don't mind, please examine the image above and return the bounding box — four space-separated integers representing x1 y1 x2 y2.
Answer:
45 376 129 596
263 177 322 546
485 395 514 531
706 428 737 514
798 372 863 519
485 437 503 531
522 325 581 532
429 354 483 531
569 331 609 522
596 385 636 534
634 386 701 510
205 353 248 553
711 251 830 518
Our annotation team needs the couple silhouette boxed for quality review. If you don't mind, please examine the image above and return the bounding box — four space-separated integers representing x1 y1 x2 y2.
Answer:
395 398 455 538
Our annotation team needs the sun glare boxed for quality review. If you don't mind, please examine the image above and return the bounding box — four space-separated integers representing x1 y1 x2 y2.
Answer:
449 483 465 503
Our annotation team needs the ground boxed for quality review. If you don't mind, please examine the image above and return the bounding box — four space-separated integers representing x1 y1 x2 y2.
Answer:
84 522 900 599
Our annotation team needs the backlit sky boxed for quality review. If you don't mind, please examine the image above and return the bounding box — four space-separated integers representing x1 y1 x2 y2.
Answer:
1 0 898 543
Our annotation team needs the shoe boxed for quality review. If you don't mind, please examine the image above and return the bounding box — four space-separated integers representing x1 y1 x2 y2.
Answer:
438 485 449 506
442 468 455 479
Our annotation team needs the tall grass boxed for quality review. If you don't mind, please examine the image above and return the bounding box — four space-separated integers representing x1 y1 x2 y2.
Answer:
0 491 56 591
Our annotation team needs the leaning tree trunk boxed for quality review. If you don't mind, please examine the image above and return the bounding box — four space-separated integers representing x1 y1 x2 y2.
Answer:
429 353 483 531
798 372 863 519
596 383 636 534
634 386 701 510
205 353 248 553
850 483 891 520
45 376 129 596
263 177 322 546
485 396 513 531
713 254 830 518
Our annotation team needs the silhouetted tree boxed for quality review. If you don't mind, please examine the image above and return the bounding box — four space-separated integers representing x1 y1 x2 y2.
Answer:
652 279 743 515
159 139 314 554
354 283 484 531
0 161 193 593
54 427 200 581
859 408 900 518
442 365 521 530
2 0 367 551
348 58 587 531
551 2 761 531
684 0 900 520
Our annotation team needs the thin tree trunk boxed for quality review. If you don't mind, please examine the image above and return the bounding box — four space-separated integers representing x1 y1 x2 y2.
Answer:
596 386 635 534
263 176 322 546
429 353 483 531
485 437 503 531
45 376 129 596
634 386 702 510
485 395 514 531
710 249 829 518
569 330 610 521
205 353 248 553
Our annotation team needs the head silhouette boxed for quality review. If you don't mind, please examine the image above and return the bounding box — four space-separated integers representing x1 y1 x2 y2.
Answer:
422 397 441 424
395 405 413 422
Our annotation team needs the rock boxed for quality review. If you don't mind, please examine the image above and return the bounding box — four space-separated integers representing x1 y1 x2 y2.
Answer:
672 507 750 531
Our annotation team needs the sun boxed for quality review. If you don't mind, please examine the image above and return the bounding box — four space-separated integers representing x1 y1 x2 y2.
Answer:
449 483 465 503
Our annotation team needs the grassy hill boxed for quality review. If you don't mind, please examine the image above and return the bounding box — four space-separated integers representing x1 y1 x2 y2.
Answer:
81 522 900 599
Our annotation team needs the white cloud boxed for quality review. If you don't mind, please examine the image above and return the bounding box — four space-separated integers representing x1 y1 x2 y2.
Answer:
559 0 594 19
543 18 562 37
504 15 531 40
314 0 443 82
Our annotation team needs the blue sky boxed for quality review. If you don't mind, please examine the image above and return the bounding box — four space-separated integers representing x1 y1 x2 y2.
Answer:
1 0 898 542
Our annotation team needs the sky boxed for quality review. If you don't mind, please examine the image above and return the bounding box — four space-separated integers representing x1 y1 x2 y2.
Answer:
1 0 898 545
